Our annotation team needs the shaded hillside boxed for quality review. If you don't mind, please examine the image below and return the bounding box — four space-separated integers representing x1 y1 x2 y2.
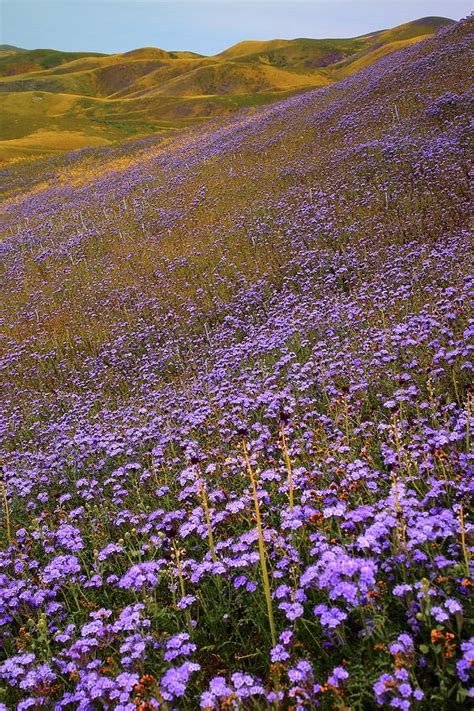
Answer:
0 16 454 161
0 15 472 708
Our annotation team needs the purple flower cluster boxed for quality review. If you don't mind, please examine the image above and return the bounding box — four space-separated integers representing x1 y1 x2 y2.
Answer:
200 672 265 709
374 668 423 709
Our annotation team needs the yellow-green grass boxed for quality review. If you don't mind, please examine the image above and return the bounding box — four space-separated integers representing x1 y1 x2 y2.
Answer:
0 88 307 162
221 37 364 70
0 130 111 162
125 61 330 98
333 35 433 77
368 16 454 43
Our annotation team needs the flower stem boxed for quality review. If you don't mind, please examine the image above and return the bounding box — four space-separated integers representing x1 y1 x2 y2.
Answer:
459 503 471 578
243 440 277 648
198 476 217 562
1 476 12 547
280 422 294 512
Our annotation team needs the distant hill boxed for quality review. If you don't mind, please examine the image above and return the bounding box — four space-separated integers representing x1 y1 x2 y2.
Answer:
0 16 454 161
0 48 106 77
0 44 25 51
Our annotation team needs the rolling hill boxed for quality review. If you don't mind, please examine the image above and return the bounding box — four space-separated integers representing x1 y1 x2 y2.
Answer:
0 16 454 162
0 15 471 709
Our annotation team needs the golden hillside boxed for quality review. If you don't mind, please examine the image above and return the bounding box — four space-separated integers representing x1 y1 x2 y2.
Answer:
0 17 453 162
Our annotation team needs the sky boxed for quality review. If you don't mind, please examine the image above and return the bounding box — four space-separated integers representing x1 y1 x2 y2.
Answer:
1 0 472 55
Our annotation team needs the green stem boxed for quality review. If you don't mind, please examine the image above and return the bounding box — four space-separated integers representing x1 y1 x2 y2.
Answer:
280 423 294 512
459 504 471 578
198 476 217 562
243 441 277 648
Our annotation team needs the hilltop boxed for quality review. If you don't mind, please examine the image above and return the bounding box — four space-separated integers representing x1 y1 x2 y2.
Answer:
0 44 25 52
0 16 472 709
0 16 454 161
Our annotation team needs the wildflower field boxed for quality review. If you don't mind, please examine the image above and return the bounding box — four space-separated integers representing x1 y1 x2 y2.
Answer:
0 16 472 710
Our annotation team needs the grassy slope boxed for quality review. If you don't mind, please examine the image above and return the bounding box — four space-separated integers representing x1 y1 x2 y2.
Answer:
0 17 454 162
0 18 469 372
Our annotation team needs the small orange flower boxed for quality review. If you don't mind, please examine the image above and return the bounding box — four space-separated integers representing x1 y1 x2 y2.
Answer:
394 653 407 669
140 674 155 685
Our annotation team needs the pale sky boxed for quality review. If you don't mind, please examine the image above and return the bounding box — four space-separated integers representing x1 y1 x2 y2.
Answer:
1 0 472 55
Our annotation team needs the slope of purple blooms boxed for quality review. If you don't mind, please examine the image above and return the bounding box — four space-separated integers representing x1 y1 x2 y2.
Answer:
0 17 472 710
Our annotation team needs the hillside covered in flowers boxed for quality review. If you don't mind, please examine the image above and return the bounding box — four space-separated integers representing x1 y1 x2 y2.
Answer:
0 16 472 710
